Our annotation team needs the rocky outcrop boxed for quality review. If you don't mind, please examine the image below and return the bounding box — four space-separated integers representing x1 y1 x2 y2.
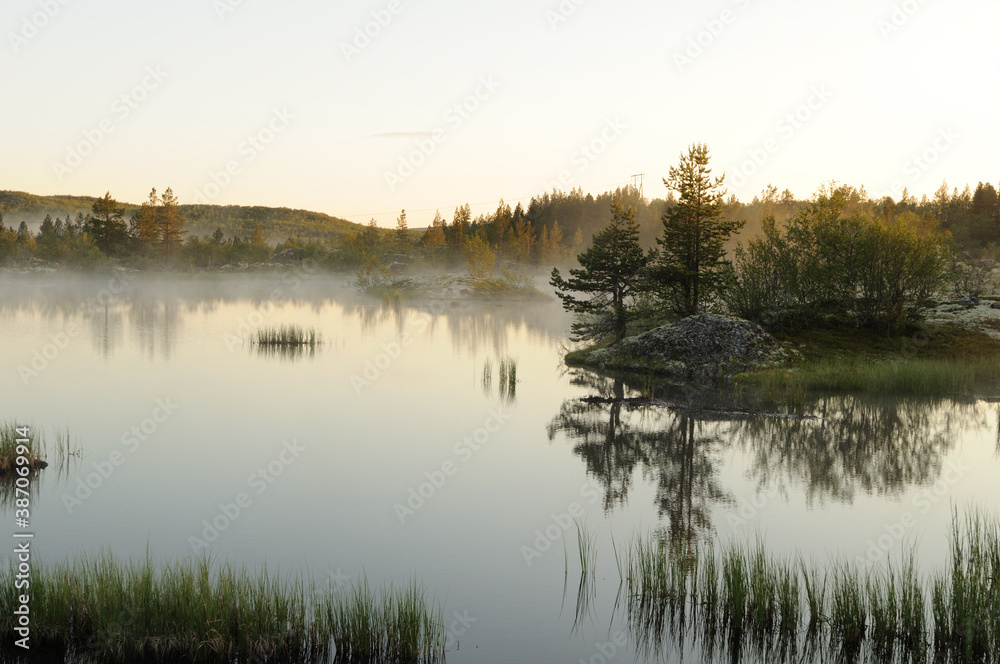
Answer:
574 314 788 379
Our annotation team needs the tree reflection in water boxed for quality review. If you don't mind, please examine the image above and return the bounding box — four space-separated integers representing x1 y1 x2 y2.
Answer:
553 370 993 663
548 373 733 549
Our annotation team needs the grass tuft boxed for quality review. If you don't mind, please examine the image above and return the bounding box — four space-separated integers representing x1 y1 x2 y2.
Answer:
498 357 518 401
0 423 47 474
0 553 445 663
252 325 320 347
616 508 999 661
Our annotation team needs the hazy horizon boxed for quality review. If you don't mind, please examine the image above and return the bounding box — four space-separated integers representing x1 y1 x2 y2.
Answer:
3 0 997 227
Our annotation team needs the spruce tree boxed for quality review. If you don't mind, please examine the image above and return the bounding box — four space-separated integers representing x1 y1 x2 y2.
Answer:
87 192 128 255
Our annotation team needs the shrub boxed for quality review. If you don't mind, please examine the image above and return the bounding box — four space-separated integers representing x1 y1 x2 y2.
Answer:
725 189 948 333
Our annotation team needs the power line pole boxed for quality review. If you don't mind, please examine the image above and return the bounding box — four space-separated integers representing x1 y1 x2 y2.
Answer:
631 173 644 201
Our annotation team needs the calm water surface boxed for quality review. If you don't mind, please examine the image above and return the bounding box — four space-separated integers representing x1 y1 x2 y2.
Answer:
1 272 998 663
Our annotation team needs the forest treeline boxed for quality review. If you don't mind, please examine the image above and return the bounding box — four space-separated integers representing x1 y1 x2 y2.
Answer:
0 173 998 276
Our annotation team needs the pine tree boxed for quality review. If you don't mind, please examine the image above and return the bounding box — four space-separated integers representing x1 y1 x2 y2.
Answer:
395 209 409 251
423 210 446 248
550 196 648 342
450 204 471 250
158 187 186 262
652 143 743 316
130 188 160 254
361 219 380 253
549 220 564 260
510 214 536 263
491 200 513 250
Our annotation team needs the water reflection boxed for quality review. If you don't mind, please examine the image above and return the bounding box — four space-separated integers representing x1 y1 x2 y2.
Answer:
548 377 733 548
126 299 181 361
252 343 319 361
729 395 983 505
550 372 988 547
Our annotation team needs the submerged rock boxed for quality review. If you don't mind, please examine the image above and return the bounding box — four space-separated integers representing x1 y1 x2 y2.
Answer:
581 314 787 379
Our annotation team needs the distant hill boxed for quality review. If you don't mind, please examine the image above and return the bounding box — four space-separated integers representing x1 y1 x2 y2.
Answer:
0 190 364 241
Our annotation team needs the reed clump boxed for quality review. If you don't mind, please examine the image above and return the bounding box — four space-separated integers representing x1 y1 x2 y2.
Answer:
498 357 517 401
618 508 999 661
0 553 445 663
482 357 518 400
0 422 47 474
252 325 320 348
932 508 1000 661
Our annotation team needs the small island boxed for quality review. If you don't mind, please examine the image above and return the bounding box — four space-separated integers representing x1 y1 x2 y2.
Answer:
552 144 1000 405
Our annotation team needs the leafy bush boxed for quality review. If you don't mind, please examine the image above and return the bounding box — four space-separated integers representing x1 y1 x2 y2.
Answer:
464 233 496 278
354 253 391 293
725 190 948 333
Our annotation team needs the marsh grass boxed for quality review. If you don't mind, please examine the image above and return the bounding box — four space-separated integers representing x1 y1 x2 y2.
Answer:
618 509 999 662
325 576 445 663
0 422 47 474
251 325 320 348
745 357 1000 402
250 325 321 359
571 520 598 629
0 553 445 663
740 325 1000 405
498 357 517 401
481 357 517 400
932 508 1000 661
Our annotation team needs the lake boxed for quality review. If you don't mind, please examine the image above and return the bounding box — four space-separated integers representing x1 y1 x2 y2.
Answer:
2 270 998 663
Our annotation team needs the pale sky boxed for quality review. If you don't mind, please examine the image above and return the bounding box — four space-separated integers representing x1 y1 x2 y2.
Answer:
2 0 997 227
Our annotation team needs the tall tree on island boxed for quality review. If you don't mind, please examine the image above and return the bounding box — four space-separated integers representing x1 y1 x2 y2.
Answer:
652 143 743 316
157 187 186 263
87 192 128 255
550 196 648 342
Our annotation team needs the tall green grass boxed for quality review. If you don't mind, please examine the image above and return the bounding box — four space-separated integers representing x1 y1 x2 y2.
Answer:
498 357 517 401
250 325 321 359
932 508 1000 661
742 356 1000 402
482 357 518 401
0 422 47 474
0 553 445 663
572 520 598 629
252 325 320 347
618 508 1000 661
